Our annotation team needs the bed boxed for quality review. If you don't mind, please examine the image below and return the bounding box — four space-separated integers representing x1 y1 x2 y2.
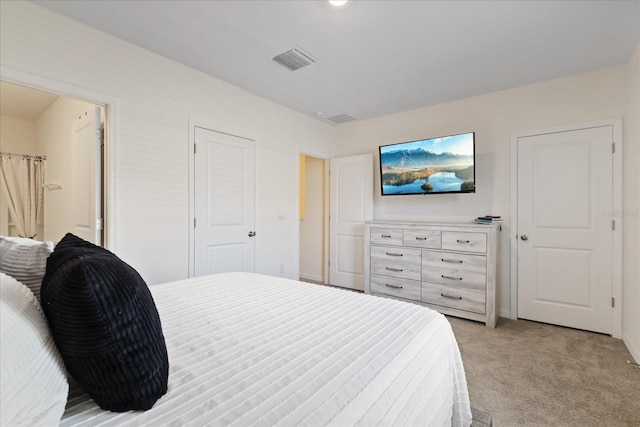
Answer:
1 235 472 427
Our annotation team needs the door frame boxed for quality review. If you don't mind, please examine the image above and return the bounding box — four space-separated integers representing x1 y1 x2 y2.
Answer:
296 151 330 284
510 118 623 338
0 66 117 250
188 118 259 277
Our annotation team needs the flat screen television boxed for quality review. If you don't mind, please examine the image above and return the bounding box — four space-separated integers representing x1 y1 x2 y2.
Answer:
379 132 475 195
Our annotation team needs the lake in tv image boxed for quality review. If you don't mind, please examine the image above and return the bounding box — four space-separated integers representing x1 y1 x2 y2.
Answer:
380 132 475 195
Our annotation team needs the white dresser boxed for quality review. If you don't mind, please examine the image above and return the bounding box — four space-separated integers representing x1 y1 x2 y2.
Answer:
364 221 500 327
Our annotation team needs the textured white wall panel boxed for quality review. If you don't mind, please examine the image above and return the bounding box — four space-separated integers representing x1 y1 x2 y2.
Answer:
255 148 299 278
623 43 640 362
0 1 333 284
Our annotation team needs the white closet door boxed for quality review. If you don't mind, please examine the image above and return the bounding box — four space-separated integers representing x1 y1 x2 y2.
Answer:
517 125 613 334
194 127 255 276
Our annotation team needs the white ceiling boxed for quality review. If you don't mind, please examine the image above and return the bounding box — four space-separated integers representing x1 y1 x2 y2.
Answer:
33 0 639 124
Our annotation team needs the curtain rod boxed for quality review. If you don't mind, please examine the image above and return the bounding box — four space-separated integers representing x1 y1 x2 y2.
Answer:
0 152 47 161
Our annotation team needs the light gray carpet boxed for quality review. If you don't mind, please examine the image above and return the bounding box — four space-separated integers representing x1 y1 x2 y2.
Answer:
449 317 640 426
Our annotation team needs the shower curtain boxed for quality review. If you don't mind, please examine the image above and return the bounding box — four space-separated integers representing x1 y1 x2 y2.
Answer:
0 154 45 239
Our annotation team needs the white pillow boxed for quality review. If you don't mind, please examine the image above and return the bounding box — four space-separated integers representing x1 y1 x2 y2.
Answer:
0 236 55 302
0 272 69 426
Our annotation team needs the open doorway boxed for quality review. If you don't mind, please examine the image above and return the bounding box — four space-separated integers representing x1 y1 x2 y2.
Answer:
0 80 106 246
299 154 327 284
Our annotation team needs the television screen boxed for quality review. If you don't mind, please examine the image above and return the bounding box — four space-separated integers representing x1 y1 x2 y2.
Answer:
379 132 475 195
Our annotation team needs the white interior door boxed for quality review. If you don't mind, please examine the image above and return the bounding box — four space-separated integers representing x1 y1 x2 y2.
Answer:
71 106 102 245
329 154 373 291
516 125 613 334
194 127 255 276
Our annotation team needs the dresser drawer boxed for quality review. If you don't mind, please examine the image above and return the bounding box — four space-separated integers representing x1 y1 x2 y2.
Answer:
370 227 403 246
370 245 421 280
370 274 421 301
403 229 441 249
422 250 487 274
442 231 487 253
422 267 486 291
421 282 486 314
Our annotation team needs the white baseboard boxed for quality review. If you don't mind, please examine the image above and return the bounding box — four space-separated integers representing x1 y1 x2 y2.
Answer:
499 308 514 320
623 332 640 364
299 273 323 283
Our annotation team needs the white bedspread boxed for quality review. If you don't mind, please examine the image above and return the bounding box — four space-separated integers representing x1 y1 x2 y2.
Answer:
61 272 471 426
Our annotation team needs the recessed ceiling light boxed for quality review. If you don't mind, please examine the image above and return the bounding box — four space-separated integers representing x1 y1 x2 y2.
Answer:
328 0 348 6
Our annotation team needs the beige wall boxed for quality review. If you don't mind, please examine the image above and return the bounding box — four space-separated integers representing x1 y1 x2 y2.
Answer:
623 42 640 362
0 115 40 237
1 97 100 243
0 116 38 154
299 155 325 282
36 96 98 242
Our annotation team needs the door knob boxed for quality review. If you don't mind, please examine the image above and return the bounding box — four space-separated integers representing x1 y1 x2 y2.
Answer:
248 231 256 237
520 235 528 241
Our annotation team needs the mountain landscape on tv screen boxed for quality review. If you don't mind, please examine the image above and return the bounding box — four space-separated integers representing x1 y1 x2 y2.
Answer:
381 148 473 168
381 148 474 193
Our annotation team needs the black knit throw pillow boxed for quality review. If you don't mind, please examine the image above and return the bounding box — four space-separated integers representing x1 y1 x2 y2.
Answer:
41 233 168 412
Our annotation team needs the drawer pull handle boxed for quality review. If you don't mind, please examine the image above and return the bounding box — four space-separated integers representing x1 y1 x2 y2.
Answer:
441 258 463 264
441 293 462 300
386 252 403 257
457 239 470 244
381 235 391 238
441 274 463 280
386 267 403 272
385 284 403 289
416 237 427 241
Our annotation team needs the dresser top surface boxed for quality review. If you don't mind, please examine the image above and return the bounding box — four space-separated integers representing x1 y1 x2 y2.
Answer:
366 220 500 229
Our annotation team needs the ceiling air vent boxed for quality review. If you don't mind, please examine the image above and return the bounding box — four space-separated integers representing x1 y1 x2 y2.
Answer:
273 46 317 71
326 113 356 124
